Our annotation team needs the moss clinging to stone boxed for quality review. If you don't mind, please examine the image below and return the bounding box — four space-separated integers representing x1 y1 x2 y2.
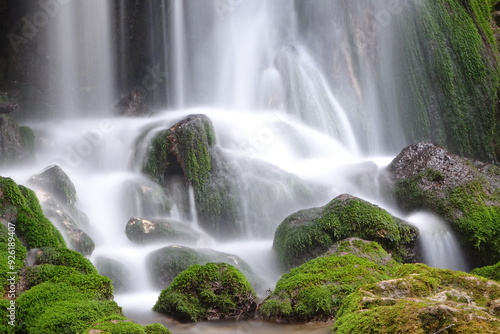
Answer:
0 177 66 249
394 0 500 161
333 264 500 333
273 194 418 270
259 250 394 322
153 262 257 323
30 247 98 275
388 142 500 266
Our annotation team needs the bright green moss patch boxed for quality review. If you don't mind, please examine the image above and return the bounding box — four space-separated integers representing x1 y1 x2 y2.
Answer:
0 224 26 290
333 263 500 333
84 315 173 334
273 194 418 270
259 252 394 322
153 262 257 323
471 261 500 282
32 247 98 274
394 0 500 161
0 177 66 249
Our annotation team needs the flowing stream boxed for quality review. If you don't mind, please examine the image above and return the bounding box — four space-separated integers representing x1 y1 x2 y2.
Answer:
2 0 471 332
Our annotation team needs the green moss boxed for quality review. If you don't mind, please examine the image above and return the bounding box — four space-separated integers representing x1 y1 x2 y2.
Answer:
0 177 66 249
153 263 256 323
144 323 173 334
84 315 146 334
394 167 500 265
24 265 113 300
273 195 418 270
334 263 500 333
33 247 98 274
395 0 500 161
259 253 393 322
0 224 26 292
471 261 500 282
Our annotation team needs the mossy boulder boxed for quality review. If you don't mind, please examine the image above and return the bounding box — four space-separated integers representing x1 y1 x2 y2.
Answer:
146 245 255 289
141 114 312 239
84 315 172 334
471 261 500 282
0 177 66 249
333 264 500 333
273 193 419 270
125 217 200 245
26 247 98 275
95 257 133 293
153 263 257 322
387 142 500 266
0 115 34 167
29 165 77 209
16 282 122 334
259 241 395 322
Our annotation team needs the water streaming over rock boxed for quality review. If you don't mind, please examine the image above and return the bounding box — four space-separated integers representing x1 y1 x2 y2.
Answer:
1 0 471 331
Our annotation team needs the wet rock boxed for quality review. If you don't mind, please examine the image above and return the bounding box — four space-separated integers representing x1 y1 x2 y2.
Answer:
387 142 500 266
333 264 500 333
273 193 419 270
114 90 152 117
260 240 396 322
141 114 313 239
0 115 34 167
125 217 200 245
153 263 257 322
146 245 255 289
29 166 95 256
94 257 133 293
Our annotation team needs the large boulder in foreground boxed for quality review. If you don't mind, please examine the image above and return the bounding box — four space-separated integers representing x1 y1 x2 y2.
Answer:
333 264 500 333
273 193 419 270
153 263 257 322
260 239 396 322
387 142 500 266
146 245 255 289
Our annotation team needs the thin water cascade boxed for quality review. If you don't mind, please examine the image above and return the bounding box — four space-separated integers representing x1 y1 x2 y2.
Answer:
44 0 115 116
407 212 469 271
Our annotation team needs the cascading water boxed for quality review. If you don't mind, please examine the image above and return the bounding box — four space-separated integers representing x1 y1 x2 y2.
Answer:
2 0 471 332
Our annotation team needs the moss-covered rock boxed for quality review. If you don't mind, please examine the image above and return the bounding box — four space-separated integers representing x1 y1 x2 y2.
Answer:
259 241 395 322
125 217 200 245
23 264 114 299
393 0 500 162
471 261 500 282
0 177 66 249
333 263 500 333
141 114 312 239
26 247 97 275
146 245 256 289
84 315 172 334
273 193 419 271
0 223 26 291
16 282 122 334
153 262 257 322
388 142 500 266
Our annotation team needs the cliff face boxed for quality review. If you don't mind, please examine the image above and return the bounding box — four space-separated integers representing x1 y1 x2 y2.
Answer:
393 0 500 163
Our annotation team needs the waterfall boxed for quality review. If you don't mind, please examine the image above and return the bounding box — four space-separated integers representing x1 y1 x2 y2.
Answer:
2 0 472 330
43 0 114 116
